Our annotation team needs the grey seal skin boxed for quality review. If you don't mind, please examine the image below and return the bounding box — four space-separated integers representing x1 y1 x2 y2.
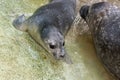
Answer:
12 0 76 63
80 2 120 79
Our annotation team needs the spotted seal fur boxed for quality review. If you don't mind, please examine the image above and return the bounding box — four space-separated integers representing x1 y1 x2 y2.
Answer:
12 0 76 63
80 2 120 79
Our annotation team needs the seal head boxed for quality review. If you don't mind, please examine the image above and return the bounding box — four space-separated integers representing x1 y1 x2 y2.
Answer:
41 26 66 59
80 5 89 20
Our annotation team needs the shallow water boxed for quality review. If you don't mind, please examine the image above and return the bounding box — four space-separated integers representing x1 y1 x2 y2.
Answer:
0 0 118 80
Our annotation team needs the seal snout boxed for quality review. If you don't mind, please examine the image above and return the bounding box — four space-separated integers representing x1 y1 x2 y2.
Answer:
46 39 66 60
53 48 66 60
80 5 89 20
59 48 66 58
59 53 65 58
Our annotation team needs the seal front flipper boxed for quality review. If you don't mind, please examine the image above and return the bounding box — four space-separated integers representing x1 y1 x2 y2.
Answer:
12 14 28 32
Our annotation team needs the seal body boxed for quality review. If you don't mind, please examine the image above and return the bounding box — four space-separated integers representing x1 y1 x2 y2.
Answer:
12 0 76 63
80 2 120 79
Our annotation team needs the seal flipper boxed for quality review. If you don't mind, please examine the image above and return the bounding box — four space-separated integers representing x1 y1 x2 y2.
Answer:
12 14 28 32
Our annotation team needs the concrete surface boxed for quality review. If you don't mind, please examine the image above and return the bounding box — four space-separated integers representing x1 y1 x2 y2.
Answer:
0 0 117 80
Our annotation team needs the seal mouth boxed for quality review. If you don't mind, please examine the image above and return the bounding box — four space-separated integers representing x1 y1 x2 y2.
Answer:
52 51 73 64
80 5 89 20
53 52 65 60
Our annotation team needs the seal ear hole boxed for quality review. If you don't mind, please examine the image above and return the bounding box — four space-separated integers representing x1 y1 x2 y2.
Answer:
49 44 56 49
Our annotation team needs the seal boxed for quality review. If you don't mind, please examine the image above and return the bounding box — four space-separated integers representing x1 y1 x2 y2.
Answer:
12 0 76 63
80 2 120 79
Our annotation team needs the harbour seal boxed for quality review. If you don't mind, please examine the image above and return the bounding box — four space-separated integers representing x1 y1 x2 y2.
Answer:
12 0 76 63
80 2 120 79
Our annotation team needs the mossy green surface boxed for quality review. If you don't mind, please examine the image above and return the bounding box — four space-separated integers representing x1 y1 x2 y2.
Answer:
0 0 113 80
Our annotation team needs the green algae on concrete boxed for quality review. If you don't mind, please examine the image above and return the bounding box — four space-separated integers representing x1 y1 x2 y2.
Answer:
0 0 114 80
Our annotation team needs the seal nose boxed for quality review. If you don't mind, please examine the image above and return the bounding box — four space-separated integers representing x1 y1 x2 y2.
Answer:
53 52 61 60
52 47 66 59
53 50 65 59
53 52 56 57
80 5 89 20
60 53 65 58
59 47 65 58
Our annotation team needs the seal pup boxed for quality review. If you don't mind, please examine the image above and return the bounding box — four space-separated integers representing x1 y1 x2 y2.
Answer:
80 2 120 79
12 0 76 63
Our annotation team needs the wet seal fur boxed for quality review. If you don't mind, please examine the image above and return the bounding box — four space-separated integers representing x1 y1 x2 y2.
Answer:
12 0 76 63
80 2 120 79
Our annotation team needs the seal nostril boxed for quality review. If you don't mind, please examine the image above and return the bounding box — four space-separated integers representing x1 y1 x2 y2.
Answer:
60 54 65 58
53 53 56 57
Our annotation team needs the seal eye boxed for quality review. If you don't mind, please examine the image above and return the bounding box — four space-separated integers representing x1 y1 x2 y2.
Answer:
63 42 65 46
49 44 56 49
